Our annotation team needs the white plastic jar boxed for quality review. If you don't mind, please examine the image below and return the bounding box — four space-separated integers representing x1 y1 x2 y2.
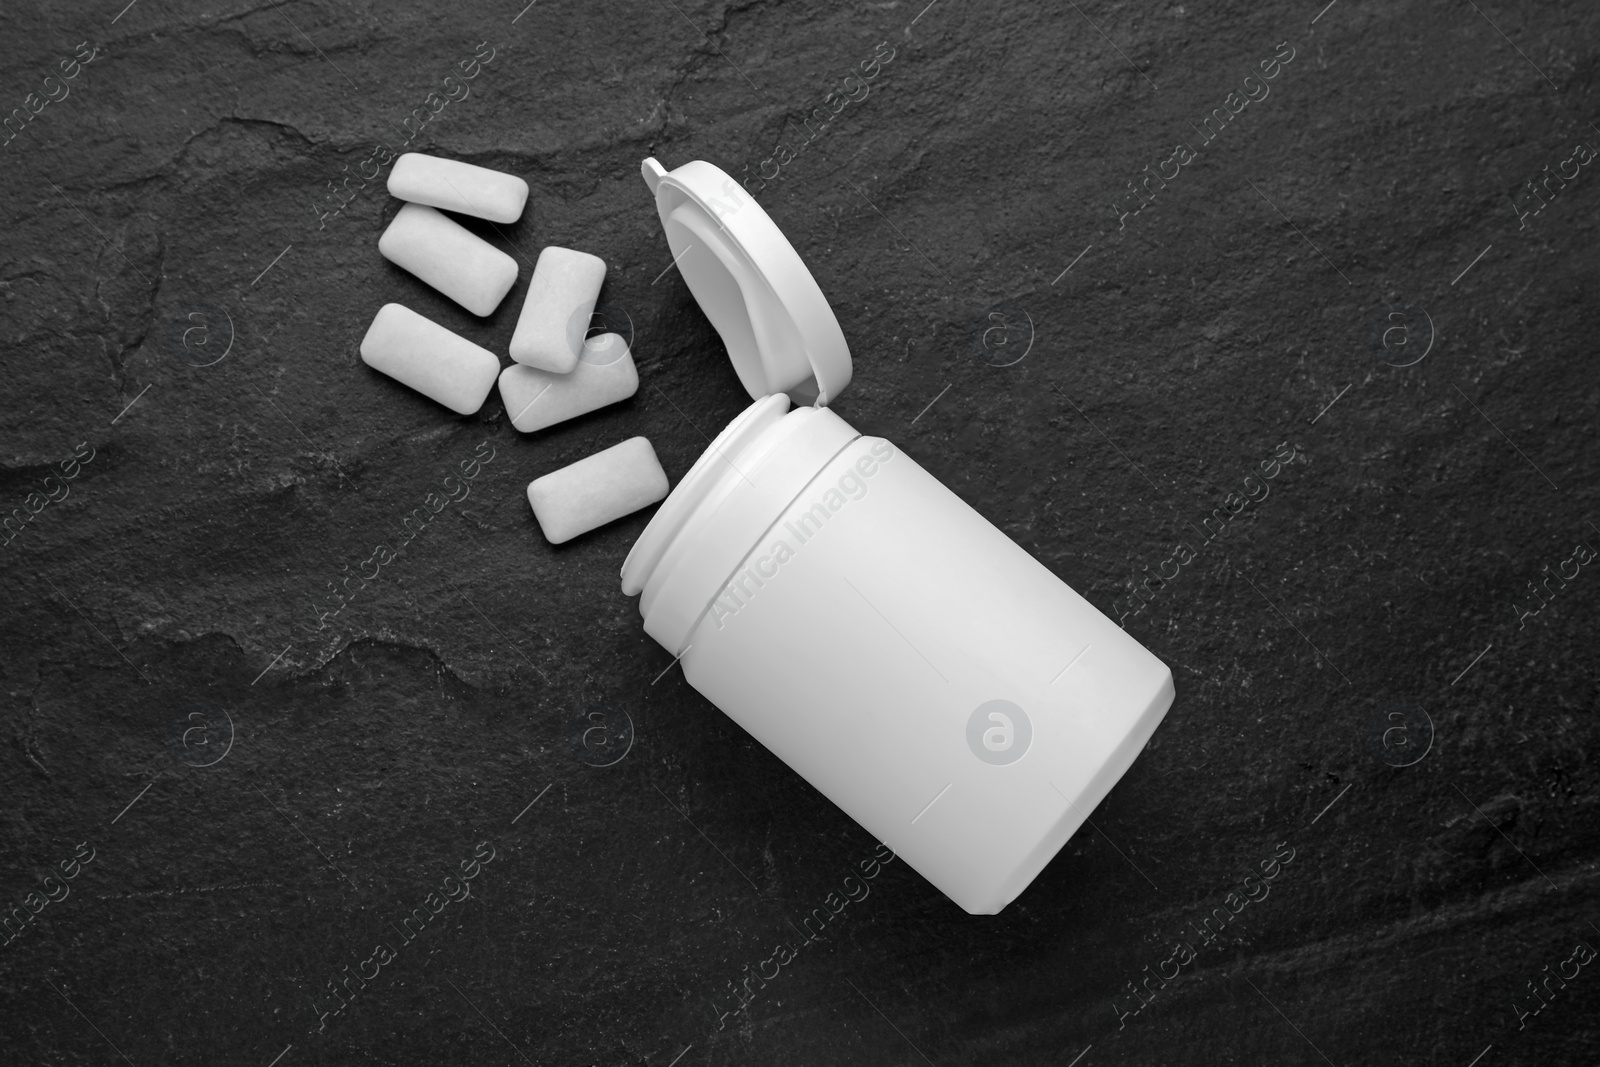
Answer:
623 158 1174 914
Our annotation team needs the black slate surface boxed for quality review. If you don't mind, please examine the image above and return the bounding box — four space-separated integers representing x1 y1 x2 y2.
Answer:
3 1 1598 1065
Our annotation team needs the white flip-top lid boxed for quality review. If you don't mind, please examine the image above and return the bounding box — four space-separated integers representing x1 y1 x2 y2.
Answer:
642 157 852 406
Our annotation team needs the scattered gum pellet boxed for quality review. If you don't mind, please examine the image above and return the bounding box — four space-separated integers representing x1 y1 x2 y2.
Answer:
526 436 668 544
378 203 518 317
360 303 500 415
498 333 639 433
508 246 606 373
387 153 529 224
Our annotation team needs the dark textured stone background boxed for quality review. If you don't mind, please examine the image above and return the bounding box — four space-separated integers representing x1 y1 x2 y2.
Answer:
2 0 1597 1064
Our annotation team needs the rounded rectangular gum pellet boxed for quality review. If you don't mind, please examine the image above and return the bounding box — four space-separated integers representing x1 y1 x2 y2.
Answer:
526 436 668 544
498 333 639 433
508 246 606 373
387 153 529 224
360 303 500 415
378 203 518 317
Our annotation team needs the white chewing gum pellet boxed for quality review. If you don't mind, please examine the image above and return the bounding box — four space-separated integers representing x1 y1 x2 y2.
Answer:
360 303 500 415
498 333 639 433
526 437 669 544
387 153 529 224
508 246 607 373
378 203 518 317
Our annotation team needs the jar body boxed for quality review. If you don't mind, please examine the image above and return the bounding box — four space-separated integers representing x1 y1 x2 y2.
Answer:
629 402 1173 914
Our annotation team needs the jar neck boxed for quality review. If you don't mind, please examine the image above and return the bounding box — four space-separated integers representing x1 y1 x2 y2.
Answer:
620 395 858 653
